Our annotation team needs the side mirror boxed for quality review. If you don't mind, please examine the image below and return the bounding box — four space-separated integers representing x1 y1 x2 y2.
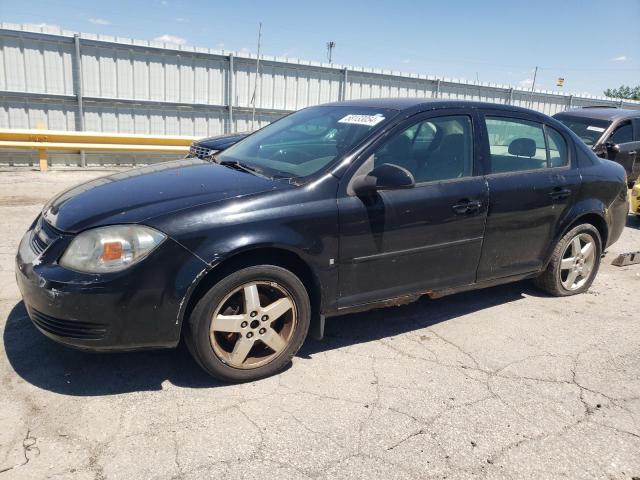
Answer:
352 163 415 196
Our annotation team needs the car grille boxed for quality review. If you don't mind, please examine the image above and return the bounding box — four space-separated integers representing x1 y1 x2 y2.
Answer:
30 217 59 255
188 144 218 159
29 308 108 340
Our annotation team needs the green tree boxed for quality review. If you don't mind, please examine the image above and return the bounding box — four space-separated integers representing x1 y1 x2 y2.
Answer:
604 85 640 100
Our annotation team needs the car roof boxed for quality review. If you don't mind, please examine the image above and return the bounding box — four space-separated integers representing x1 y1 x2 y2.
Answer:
320 98 543 116
553 107 640 121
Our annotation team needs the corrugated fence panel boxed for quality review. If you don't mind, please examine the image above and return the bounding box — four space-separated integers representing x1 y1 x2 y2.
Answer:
3 36 26 91
1 24 639 166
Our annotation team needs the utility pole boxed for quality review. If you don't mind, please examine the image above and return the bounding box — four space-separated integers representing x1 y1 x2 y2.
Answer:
251 22 262 130
326 41 335 64
529 66 538 107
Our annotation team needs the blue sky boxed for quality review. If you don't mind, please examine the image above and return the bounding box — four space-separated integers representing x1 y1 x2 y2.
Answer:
2 0 639 96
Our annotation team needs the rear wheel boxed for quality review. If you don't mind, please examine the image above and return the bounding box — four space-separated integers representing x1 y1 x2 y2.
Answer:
186 265 310 382
533 223 602 296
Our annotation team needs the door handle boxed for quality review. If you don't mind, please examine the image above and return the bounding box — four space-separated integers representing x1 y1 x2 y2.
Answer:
549 187 571 200
452 199 482 214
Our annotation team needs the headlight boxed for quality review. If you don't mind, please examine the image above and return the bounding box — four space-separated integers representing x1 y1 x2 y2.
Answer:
59 225 166 273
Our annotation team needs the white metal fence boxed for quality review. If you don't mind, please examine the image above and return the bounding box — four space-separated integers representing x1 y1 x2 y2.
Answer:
1 23 638 166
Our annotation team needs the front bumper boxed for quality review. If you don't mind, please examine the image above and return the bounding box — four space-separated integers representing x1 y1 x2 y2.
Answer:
15 220 209 351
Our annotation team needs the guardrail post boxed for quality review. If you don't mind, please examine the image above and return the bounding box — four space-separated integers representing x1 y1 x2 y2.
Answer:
567 95 573 109
73 34 86 167
38 148 48 172
434 79 441 98
227 53 234 134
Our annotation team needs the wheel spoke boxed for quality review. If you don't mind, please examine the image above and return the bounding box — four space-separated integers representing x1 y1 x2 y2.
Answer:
261 328 287 353
581 241 594 259
560 257 574 270
262 297 293 322
212 314 244 333
571 237 582 257
229 337 254 365
565 269 578 288
243 284 261 313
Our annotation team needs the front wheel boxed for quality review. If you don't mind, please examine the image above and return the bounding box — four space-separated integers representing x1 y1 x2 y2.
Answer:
533 223 602 296
186 265 310 382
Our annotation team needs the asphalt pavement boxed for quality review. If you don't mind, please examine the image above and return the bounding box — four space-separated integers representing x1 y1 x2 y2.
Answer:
1 169 639 479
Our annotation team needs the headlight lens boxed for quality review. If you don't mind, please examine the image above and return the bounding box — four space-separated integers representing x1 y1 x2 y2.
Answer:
59 225 166 273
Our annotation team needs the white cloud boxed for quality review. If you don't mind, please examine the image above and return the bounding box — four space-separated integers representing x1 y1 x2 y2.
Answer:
176 17 189 23
153 34 187 45
518 78 534 88
401 58 411 64
88 18 110 25
30 23 61 30
611 55 627 62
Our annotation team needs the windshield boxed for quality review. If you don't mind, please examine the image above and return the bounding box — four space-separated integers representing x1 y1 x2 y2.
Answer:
217 106 397 179
555 115 611 147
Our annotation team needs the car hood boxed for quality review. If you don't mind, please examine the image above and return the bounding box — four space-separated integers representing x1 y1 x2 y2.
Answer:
42 159 287 233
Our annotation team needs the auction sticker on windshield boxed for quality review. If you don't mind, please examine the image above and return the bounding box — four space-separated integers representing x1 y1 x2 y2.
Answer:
338 114 385 126
586 126 606 132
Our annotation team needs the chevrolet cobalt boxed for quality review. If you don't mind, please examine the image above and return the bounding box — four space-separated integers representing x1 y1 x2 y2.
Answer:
16 99 629 381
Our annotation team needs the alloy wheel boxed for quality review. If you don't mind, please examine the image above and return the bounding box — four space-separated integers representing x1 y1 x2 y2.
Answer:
559 233 596 291
209 281 297 369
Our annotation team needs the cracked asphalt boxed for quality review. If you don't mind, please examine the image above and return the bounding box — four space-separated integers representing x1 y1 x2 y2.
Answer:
1 169 639 480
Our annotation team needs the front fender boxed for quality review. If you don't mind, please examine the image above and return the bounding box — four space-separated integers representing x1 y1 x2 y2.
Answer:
150 178 341 329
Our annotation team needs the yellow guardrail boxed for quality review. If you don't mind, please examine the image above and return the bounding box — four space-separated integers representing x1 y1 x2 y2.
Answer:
0 128 197 171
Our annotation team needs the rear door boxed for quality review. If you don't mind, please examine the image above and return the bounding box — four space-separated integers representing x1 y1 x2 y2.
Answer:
337 109 489 307
476 111 581 281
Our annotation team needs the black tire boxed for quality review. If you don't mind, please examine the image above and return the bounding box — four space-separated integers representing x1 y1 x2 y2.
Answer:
532 223 602 297
186 265 310 382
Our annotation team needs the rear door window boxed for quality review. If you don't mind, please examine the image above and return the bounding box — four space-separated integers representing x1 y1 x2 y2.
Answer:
486 117 547 173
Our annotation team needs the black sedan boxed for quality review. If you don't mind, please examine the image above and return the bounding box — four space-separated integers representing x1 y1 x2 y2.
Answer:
186 132 249 159
16 99 629 381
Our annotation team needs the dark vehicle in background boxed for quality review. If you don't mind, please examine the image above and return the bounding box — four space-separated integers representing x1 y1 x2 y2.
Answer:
16 99 628 382
553 107 640 185
186 132 248 159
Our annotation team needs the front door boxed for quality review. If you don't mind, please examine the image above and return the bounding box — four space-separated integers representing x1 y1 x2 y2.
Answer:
337 111 488 308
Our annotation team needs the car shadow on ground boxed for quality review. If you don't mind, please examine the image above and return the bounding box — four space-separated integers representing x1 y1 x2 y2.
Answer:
3 281 536 396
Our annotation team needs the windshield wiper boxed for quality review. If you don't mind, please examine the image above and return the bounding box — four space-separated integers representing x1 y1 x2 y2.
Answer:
217 159 266 177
